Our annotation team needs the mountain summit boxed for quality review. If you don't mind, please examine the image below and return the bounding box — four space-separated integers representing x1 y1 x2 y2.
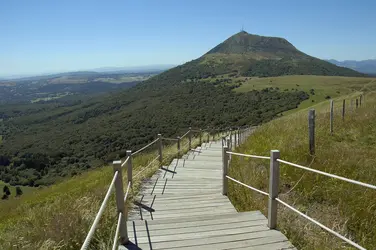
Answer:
206 31 299 56
162 31 364 78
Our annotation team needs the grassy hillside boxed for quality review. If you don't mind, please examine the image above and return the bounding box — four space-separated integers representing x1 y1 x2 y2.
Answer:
195 31 365 78
235 75 376 113
0 133 208 249
228 91 376 249
0 81 308 187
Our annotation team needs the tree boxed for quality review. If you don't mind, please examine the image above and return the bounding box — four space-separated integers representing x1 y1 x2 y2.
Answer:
16 186 23 196
3 185 10 196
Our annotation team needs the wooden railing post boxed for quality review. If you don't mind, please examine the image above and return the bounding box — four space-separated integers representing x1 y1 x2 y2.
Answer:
330 100 334 135
126 150 132 185
238 129 240 146
222 145 229 195
113 160 128 244
268 150 280 229
158 134 163 165
199 129 202 145
188 127 192 149
356 99 359 109
342 99 345 121
207 131 210 143
212 129 215 141
222 136 225 147
177 136 181 158
229 129 233 149
309 109 315 155
234 130 237 147
360 95 362 107
226 139 230 160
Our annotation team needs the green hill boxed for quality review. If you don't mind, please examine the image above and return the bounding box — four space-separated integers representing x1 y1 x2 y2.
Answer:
160 31 364 79
0 31 368 187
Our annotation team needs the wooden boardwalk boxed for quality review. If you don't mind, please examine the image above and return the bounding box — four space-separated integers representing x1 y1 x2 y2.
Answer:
121 140 295 250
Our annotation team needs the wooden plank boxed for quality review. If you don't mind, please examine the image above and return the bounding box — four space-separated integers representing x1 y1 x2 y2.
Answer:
129 211 264 226
156 236 290 250
129 219 267 236
122 138 294 250
135 193 225 201
130 230 285 249
133 225 270 244
128 213 266 230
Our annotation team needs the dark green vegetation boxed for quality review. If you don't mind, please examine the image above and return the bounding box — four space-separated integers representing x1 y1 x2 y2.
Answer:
0 81 308 186
0 71 158 104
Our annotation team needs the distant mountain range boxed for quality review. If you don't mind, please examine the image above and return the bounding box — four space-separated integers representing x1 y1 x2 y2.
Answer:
326 59 376 75
0 65 175 80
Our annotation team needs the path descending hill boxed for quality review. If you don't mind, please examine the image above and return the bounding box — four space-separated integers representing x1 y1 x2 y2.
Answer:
121 139 295 250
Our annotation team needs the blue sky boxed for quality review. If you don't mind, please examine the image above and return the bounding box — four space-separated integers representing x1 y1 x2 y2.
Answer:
1 0 375 77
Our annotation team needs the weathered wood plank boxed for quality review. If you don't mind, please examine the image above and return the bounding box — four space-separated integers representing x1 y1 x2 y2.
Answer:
121 138 294 250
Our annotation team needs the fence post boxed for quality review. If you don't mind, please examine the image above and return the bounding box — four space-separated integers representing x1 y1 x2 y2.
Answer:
309 109 315 155
342 99 345 121
360 95 362 107
238 129 240 146
207 131 210 143
268 150 280 229
158 134 163 165
188 127 192 150
234 130 237 148
212 129 215 141
222 145 229 195
177 136 181 158
126 150 133 185
356 99 359 109
351 99 353 111
199 129 202 145
330 100 334 135
113 161 128 244
229 130 233 149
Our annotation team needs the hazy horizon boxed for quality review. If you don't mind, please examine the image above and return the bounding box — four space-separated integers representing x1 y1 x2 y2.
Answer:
1 0 375 77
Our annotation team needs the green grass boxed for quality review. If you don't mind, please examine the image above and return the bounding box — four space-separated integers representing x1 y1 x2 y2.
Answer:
0 131 218 249
234 75 375 113
228 91 376 249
